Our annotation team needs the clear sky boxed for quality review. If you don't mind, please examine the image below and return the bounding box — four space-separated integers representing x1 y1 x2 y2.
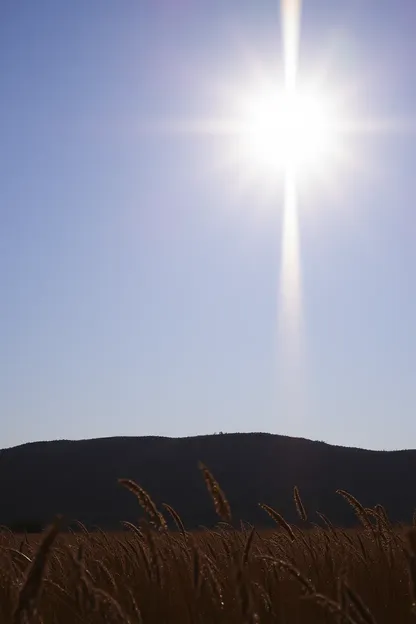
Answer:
1 0 415 451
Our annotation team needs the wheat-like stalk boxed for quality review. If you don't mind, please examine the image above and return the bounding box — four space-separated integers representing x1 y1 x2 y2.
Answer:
336 490 375 536
13 515 62 624
121 521 144 541
260 555 315 595
242 526 256 566
119 478 167 531
199 462 231 523
342 579 376 624
162 503 187 539
93 587 129 623
303 592 356 624
259 504 296 542
293 486 308 522
316 511 340 542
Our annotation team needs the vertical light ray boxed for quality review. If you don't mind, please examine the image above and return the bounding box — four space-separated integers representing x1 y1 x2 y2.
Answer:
280 164 302 358
277 0 305 420
281 0 301 93
277 162 305 416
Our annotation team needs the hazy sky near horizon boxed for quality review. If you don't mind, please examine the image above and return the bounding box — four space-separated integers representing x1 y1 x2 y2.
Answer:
1 1 416 451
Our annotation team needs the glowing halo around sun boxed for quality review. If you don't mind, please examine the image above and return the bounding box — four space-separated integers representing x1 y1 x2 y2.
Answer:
239 85 338 180
134 0 365 421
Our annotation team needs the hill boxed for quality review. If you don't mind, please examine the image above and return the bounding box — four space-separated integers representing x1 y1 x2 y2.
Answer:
0 432 415 530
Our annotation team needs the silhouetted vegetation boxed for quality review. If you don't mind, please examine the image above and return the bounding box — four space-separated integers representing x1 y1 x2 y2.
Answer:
2 465 416 622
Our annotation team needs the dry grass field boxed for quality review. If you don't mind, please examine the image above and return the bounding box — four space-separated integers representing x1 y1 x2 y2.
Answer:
2 467 416 623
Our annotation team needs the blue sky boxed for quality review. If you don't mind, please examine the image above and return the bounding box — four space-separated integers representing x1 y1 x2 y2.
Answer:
1 0 415 450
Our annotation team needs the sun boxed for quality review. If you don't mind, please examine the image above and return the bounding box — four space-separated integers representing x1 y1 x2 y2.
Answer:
239 84 338 179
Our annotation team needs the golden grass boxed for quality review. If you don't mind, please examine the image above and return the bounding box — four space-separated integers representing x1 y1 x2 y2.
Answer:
1 471 416 622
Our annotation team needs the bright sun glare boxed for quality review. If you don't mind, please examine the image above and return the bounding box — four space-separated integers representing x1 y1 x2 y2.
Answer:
241 85 337 178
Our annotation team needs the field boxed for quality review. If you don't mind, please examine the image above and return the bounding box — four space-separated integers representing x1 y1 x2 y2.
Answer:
2 469 416 623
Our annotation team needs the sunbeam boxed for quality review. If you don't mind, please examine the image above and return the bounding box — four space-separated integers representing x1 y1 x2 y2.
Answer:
282 0 301 93
277 0 305 416
279 164 302 361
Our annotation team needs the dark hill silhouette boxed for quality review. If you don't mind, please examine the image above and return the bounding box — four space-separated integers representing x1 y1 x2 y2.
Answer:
0 432 414 531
